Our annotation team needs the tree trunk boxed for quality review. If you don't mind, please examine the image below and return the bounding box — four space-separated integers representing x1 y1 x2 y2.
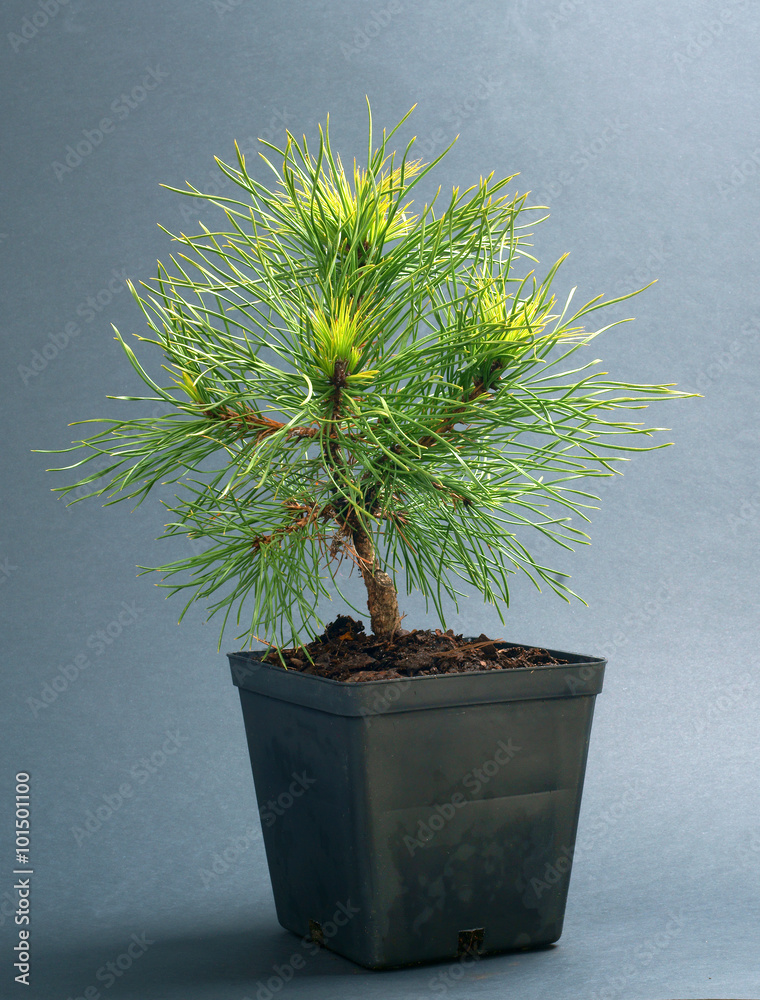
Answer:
352 527 401 639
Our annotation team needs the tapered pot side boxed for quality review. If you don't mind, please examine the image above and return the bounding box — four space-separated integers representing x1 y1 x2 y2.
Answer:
228 643 605 970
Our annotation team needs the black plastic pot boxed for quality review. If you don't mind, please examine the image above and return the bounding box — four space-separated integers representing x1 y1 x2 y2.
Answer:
228 641 605 970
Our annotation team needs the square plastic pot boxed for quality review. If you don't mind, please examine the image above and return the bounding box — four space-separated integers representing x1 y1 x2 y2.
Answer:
228 641 605 970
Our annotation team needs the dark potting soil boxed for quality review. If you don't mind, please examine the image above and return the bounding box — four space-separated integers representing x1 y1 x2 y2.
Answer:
263 615 568 682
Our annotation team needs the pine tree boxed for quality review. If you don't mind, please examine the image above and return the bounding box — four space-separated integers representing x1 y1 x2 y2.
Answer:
41 103 689 648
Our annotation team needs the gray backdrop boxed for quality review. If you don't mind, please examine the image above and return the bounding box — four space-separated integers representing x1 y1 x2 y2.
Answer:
2 1 759 998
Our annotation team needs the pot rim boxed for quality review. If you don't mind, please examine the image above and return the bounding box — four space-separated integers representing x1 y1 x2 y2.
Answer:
228 641 605 717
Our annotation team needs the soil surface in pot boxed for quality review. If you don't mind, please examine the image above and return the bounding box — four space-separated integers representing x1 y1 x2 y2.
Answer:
263 615 568 682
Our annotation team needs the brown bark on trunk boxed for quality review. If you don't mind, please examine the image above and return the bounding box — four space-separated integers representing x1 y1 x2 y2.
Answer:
328 357 400 637
352 526 401 639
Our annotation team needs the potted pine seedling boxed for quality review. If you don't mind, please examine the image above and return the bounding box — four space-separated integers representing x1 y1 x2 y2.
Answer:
41 103 689 969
